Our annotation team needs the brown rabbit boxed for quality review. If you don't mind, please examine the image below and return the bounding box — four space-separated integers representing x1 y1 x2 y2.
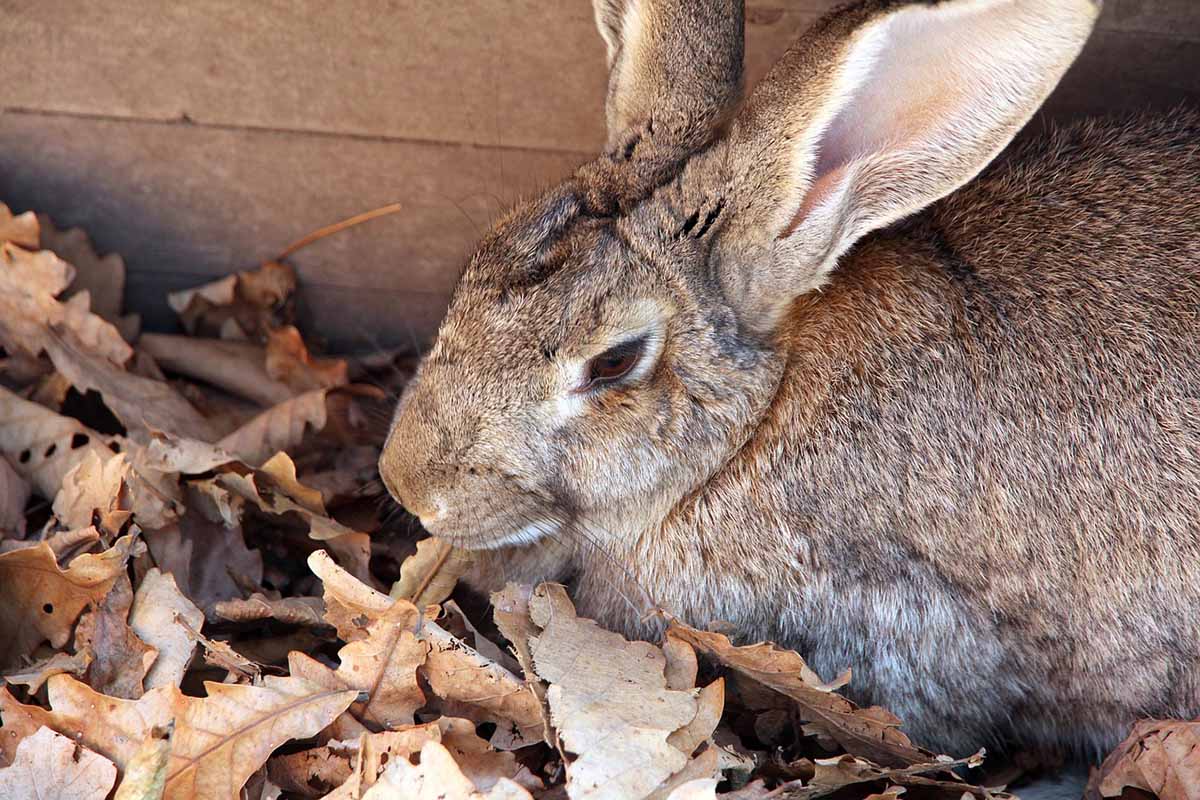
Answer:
380 0 1200 758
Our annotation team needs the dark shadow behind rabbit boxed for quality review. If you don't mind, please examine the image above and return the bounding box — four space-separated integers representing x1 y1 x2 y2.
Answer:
380 0 1200 759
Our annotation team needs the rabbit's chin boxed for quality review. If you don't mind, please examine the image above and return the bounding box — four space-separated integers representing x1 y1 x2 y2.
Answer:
428 517 563 552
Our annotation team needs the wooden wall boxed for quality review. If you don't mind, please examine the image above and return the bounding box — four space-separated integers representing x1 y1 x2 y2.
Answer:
2 1 1197 350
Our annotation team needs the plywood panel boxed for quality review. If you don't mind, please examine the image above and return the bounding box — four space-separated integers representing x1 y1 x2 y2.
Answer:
0 111 583 348
5 1 1196 155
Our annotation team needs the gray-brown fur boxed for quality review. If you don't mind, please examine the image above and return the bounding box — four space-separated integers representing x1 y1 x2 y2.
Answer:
380 0 1199 757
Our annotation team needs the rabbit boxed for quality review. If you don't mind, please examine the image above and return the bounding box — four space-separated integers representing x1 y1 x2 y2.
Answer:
379 0 1200 759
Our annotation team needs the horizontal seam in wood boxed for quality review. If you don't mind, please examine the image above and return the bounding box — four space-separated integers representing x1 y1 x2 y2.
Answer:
0 105 596 159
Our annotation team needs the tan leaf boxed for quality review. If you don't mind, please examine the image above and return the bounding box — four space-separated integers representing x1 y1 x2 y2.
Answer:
0 383 123 499
491 583 555 748
0 533 137 669
0 241 132 365
52 448 133 534
216 389 331 466
74 574 158 698
139 333 294 407
266 325 349 393
1095 719 1200 800
650 749 721 800
44 330 218 442
214 593 326 628
391 536 475 607
113 724 174 800
423 619 547 751
662 777 719 800
308 550 394 642
168 261 295 339
667 679 725 758
0 203 39 248
0 725 117 800
37 215 132 328
0 685 56 766
0 454 30 536
45 672 358 799
3 649 92 693
129 568 205 690
668 623 931 767
528 584 698 800
287 600 427 731
437 716 543 793
362 740 535 800
267 740 356 797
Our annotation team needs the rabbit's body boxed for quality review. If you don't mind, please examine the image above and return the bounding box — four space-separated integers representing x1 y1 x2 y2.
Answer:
382 0 1200 760
575 113 1200 755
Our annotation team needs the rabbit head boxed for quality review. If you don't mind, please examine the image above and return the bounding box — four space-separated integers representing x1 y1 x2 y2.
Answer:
380 0 1098 553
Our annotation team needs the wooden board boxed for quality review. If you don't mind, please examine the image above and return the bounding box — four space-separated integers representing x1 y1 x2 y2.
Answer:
2 0 1198 348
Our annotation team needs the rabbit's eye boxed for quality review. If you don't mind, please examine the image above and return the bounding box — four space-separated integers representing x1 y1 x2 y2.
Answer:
582 337 645 389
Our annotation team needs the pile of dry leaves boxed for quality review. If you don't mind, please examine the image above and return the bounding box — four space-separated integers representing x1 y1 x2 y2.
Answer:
0 203 1193 800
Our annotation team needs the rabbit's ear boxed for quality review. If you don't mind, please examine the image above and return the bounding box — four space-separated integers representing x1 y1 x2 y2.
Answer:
702 0 1098 334
592 0 744 154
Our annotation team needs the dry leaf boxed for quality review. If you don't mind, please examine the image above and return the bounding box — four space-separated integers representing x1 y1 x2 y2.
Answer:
0 382 122 499
2 649 91 693
44 672 358 799
392 536 475 607
113 724 174 800
37 213 135 334
362 740 535 800
0 241 132 366
668 623 931 767
0 203 39 247
139 333 294 407
0 685 56 766
529 584 698 800
268 740 357 797
44 330 218 442
308 550 394 642
168 261 295 339
217 389 331 466
74 574 158 698
129 568 205 690
266 325 349 393
1094 719 1200 800
0 454 30 536
288 600 427 731
214 593 326 628
0 725 117 800
0 533 137 669
52 448 133 533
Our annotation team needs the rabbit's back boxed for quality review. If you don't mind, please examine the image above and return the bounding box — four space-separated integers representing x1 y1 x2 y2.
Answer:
778 111 1200 754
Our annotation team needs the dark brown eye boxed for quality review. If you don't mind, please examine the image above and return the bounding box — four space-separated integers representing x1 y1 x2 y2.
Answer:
583 338 645 389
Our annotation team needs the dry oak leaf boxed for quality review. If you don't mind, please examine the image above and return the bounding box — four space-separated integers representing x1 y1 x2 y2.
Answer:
52 447 134 534
267 739 357 797
44 330 218 442
214 593 326 628
0 454 30 536
36 213 132 330
74 574 158 699
129 567 205 690
0 370 123 499
0 532 137 669
43 672 358 799
266 325 349 393
0 203 39 247
168 261 296 339
392 536 476 608
762 753 993 800
308 549 395 643
113 724 174 800
667 623 933 767
139 333 294 407
0 686 56 765
287 600 428 731
361 740 534 800
529 583 700 800
216 388 333 466
2 649 92 693
0 241 132 366
1094 719 1200 800
0 725 117 800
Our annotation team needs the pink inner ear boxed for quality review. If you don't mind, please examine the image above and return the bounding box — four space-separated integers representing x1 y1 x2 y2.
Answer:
780 164 847 239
